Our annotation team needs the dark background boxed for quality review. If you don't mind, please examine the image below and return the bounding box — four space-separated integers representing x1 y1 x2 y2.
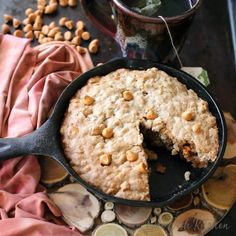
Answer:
0 0 235 235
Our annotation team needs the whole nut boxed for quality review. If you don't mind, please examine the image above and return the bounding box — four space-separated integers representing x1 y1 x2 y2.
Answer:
137 162 148 173
182 111 194 121
68 0 77 7
59 17 67 26
76 46 86 54
88 42 98 54
23 24 33 32
64 31 73 41
48 27 60 37
1 24 10 34
25 8 33 16
34 30 41 39
13 18 21 28
76 20 85 30
81 31 90 40
54 32 64 41
102 127 114 139
25 31 33 40
13 30 23 37
91 38 99 46
28 13 37 23
82 95 95 105
126 150 138 162
65 20 74 30
23 18 30 25
33 21 42 31
4 14 13 23
71 36 81 45
146 109 157 120
42 25 50 35
59 0 68 7
44 3 58 14
75 28 83 37
99 154 112 166
49 21 56 29
122 90 133 101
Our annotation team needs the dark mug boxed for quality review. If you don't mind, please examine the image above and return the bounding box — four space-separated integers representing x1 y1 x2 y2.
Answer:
82 0 202 63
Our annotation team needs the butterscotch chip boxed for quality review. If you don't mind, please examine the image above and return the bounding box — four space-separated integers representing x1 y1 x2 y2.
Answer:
99 154 112 166
1 24 10 34
76 20 85 30
13 18 21 28
83 95 95 105
25 8 33 16
182 111 194 121
65 20 74 30
126 150 138 162
146 110 157 120
64 31 72 41
59 17 67 26
4 14 13 23
102 128 114 139
13 30 23 37
81 31 90 40
68 0 77 7
122 90 133 101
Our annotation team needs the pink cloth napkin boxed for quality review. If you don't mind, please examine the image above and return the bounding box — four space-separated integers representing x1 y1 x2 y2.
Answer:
0 34 93 235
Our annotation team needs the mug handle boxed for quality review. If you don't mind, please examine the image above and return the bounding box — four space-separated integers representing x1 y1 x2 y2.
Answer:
81 0 117 38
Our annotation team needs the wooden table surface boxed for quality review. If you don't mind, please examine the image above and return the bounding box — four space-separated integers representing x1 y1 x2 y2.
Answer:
0 0 235 235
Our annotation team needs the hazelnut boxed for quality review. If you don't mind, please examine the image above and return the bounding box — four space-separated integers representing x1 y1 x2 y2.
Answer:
23 24 33 32
75 28 83 37
48 27 60 37
33 21 42 31
3 14 13 23
41 25 50 35
28 13 37 23
137 162 148 173
54 32 64 41
65 20 74 30
146 109 157 120
182 111 194 121
82 95 95 105
71 36 81 45
76 20 85 30
126 150 138 162
99 154 112 166
25 31 34 40
102 127 114 139
44 3 58 14
122 90 133 101
25 8 33 16
23 18 30 25
76 46 86 54
49 21 56 29
91 39 99 46
1 24 10 34
88 42 98 54
81 31 90 40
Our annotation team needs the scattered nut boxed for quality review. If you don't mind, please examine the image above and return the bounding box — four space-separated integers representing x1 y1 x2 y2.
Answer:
88 42 98 54
99 154 112 166
146 109 157 120
4 14 13 23
37 5 45 12
23 18 30 25
37 0 46 6
90 38 99 46
59 17 67 26
49 21 56 29
34 30 41 39
192 123 201 133
137 162 148 174
81 31 90 40
13 29 23 37
35 15 43 24
13 18 21 28
68 0 77 7
25 31 34 40
41 25 50 35
122 90 133 101
59 0 68 7
44 3 58 14
76 46 86 54
48 27 60 37
75 28 83 37
182 111 194 121
28 13 37 23
25 8 33 16
76 20 85 30
49 0 58 4
65 20 74 30
83 95 95 105
102 127 114 139
33 21 42 31
64 31 73 41
1 24 10 34
71 36 81 45
126 150 138 162
54 32 64 41
23 24 33 32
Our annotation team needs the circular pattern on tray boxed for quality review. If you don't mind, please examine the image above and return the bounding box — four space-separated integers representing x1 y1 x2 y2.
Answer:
46 112 236 235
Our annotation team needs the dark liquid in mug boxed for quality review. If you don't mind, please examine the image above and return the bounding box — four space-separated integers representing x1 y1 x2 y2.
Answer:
124 0 192 17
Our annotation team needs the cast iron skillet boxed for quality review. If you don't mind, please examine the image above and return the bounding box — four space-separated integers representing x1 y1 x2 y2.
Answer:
0 58 226 207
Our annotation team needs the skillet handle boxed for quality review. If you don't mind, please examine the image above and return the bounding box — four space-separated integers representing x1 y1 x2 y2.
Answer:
0 120 57 161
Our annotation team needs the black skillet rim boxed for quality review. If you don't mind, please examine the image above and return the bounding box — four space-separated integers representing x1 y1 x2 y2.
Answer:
49 57 227 207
